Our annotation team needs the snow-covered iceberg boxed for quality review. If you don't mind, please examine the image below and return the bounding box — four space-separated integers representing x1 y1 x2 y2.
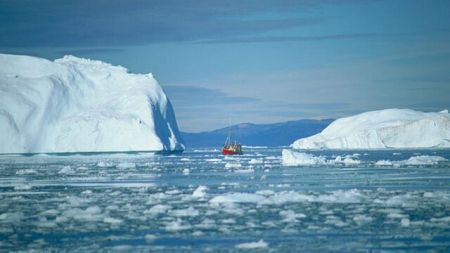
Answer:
0 54 184 153
291 109 450 149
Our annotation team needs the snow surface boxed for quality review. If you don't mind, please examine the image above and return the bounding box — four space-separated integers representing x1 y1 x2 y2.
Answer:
291 109 450 149
0 54 184 153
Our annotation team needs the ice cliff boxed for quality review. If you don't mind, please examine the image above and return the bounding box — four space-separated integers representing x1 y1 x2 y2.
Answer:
0 54 184 153
291 109 450 149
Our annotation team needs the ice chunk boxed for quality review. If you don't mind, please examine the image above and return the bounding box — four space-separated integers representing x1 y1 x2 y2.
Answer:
97 162 114 167
404 155 447 165
192 186 208 198
353 214 373 224
144 234 157 242
58 166 75 174
0 212 24 223
206 158 222 163
234 169 254 173
116 162 136 169
279 210 306 222
210 193 265 204
103 217 122 224
401 218 410 227
375 160 393 166
225 162 242 169
235 239 268 249
376 155 447 167
248 158 263 164
145 204 171 215
282 149 326 166
165 219 191 231
16 169 37 175
14 183 32 190
169 207 199 217
332 155 360 165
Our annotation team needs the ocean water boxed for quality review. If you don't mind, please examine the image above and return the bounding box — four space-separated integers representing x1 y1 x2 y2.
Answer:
0 147 449 252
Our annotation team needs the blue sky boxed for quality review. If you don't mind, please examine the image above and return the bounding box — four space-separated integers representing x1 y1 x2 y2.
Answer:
1 0 450 132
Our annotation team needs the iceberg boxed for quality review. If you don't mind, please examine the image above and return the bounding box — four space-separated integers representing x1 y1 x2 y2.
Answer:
0 54 184 153
291 109 450 149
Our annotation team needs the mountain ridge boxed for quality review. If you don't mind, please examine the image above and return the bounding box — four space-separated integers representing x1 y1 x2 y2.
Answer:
181 119 334 147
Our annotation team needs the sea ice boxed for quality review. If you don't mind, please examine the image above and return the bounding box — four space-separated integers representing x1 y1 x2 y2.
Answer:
248 158 263 164
235 239 268 249
332 155 361 165
376 155 447 167
15 169 37 175
225 162 242 169
404 155 447 165
282 149 326 166
145 204 171 215
116 162 136 169
282 149 362 166
58 166 75 174
234 169 255 173
192 186 208 198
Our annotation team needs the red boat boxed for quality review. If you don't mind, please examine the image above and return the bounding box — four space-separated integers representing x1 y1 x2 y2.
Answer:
222 143 243 155
221 132 243 155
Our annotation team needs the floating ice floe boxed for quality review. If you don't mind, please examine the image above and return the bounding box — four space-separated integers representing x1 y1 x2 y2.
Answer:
165 219 191 232
14 184 32 191
206 158 222 163
282 149 361 166
169 207 199 217
192 186 208 198
404 155 447 165
332 155 361 165
97 161 114 167
209 189 363 205
15 169 37 175
144 204 171 215
279 210 306 222
225 162 242 169
235 239 268 249
284 149 447 167
116 162 136 169
58 166 75 174
248 158 264 164
282 149 327 166
375 155 448 167
234 168 255 173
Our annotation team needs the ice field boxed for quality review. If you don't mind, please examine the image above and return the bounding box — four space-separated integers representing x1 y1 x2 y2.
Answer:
1 147 449 252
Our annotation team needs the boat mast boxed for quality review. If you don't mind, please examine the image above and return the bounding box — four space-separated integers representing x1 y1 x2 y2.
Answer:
225 115 231 146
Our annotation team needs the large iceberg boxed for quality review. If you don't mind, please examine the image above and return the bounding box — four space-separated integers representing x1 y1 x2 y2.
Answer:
0 54 184 153
291 109 450 149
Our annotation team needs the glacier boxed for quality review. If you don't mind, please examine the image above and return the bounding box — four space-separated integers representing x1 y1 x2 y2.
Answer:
291 109 450 149
0 54 184 153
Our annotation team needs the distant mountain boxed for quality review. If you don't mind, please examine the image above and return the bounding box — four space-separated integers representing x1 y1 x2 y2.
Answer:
181 119 334 147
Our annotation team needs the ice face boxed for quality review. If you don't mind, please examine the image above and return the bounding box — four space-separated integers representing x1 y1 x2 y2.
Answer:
0 54 184 153
0 147 449 252
292 108 450 149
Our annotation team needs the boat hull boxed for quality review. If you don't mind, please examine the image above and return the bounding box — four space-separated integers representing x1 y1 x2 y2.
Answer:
221 148 242 155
